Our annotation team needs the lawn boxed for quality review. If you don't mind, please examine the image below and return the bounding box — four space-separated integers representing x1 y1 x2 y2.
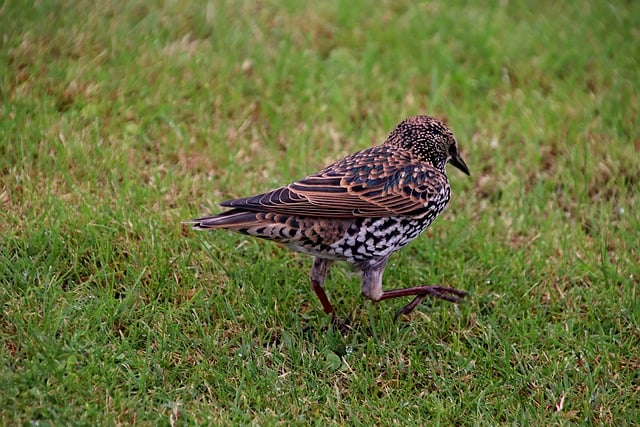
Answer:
1 0 638 425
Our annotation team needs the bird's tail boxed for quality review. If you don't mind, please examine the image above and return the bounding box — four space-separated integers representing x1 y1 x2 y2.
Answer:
182 209 261 231
184 209 309 244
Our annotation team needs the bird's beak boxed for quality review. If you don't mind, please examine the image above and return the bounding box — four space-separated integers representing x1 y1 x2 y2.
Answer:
449 152 470 176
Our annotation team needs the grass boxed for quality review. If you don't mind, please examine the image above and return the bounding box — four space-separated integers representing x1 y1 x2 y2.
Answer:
1 0 638 424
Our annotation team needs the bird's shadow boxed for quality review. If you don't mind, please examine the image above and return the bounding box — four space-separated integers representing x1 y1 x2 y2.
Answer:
301 315 359 338
298 302 428 347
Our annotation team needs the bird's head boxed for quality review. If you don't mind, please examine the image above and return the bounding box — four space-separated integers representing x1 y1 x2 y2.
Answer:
388 115 470 176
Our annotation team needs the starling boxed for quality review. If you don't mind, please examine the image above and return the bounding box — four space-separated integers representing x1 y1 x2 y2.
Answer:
186 115 470 320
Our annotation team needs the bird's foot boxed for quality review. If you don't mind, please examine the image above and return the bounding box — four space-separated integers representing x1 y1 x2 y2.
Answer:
331 314 352 334
389 285 468 321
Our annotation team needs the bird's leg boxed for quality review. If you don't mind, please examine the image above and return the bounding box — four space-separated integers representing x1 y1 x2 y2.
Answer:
377 286 468 321
311 280 334 315
358 258 466 320
310 257 335 315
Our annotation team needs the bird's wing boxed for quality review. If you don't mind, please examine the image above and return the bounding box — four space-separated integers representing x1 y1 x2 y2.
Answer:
220 151 450 218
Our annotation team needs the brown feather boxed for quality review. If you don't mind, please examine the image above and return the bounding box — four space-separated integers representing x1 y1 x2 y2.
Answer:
220 146 449 219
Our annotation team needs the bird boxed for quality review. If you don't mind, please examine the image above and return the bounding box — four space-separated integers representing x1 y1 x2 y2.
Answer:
185 115 470 320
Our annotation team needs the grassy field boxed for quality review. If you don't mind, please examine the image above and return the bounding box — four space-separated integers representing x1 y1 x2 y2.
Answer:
1 0 639 425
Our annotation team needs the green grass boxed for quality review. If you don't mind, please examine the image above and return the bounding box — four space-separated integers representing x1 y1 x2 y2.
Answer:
1 0 638 424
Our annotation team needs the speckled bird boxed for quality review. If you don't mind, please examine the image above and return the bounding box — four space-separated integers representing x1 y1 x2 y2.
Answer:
186 115 470 320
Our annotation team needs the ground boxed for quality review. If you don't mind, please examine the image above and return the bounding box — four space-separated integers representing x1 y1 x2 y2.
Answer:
1 0 638 425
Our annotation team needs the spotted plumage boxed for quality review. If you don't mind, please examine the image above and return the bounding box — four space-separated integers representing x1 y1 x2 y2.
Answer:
185 115 470 320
